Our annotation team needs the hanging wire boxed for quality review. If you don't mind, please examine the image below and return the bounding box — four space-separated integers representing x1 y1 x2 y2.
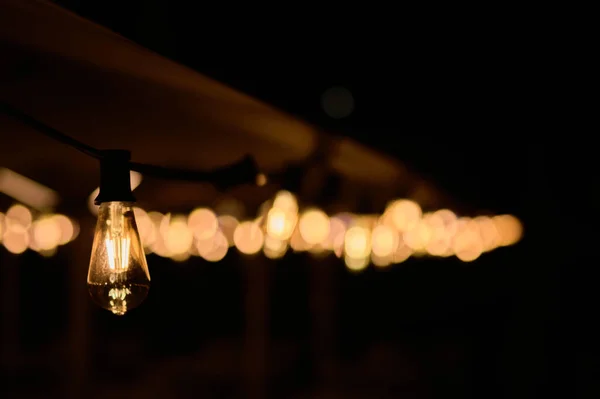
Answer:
0 101 260 189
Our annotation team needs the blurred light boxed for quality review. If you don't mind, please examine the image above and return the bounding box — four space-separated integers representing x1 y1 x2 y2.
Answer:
202 231 228 262
387 199 422 232
493 215 523 246
133 207 154 247
52 214 78 245
344 226 371 259
87 171 142 215
164 215 193 255
371 253 392 268
298 208 330 245
453 219 483 262
403 220 432 251
344 256 368 272
264 235 287 259
266 207 296 240
188 208 218 241
273 190 298 215
393 241 413 264
31 215 61 251
424 212 451 256
234 221 264 255
0 212 5 241
371 224 398 257
321 86 354 119
3 230 29 254
5 204 32 231
475 216 500 251
256 173 267 186
171 252 191 262
0 168 59 211
218 215 239 247
289 226 311 252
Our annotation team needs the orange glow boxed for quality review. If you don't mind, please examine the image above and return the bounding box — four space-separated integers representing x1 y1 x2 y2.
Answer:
256 173 268 186
31 216 61 251
298 208 330 245
273 190 298 215
234 221 264 255
493 215 523 246
387 199 422 232
371 224 398 257
188 208 218 241
218 215 239 247
453 218 483 262
5 204 32 231
3 230 29 254
264 235 288 259
403 220 432 252
344 226 371 259
266 207 296 240
202 231 228 262
475 216 500 251
165 215 193 255
344 255 369 272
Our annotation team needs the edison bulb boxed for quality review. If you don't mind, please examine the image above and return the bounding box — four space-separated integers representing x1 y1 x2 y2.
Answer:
87 202 150 316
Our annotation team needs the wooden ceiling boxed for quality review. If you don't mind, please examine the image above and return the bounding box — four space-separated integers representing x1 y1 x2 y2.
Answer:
0 0 444 214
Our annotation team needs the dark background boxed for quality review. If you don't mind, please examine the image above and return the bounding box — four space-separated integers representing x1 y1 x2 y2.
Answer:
1 1 581 398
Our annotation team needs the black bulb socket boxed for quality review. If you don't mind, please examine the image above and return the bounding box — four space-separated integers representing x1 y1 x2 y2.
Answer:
94 149 136 205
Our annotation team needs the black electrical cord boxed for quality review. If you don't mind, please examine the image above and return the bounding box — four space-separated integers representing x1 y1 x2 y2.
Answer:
0 102 260 189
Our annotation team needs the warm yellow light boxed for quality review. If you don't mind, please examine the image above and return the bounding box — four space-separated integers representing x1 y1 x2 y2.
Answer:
218 215 239 247
165 215 194 255
0 212 5 241
188 208 218 241
264 235 288 259
266 207 296 240
256 173 268 186
234 221 264 255
5 204 32 231
453 218 483 262
371 224 398 257
475 216 500 251
345 255 369 272
493 215 523 246
424 213 451 256
403 220 432 251
51 214 78 245
87 202 150 316
202 231 228 262
298 208 330 245
133 207 154 247
32 216 62 251
3 230 29 254
273 190 298 214
289 226 311 252
387 199 422 232
371 253 392 268
393 241 413 264
344 226 371 259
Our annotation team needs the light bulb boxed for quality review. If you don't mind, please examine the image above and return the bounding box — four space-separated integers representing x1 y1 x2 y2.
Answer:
87 149 150 316
87 201 150 315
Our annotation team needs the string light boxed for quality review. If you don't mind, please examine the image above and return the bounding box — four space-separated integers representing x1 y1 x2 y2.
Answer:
87 150 150 316
0 102 525 317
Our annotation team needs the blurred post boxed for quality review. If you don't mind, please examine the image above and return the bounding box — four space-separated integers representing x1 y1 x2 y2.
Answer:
309 257 337 390
66 214 93 399
0 252 19 370
243 257 269 399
